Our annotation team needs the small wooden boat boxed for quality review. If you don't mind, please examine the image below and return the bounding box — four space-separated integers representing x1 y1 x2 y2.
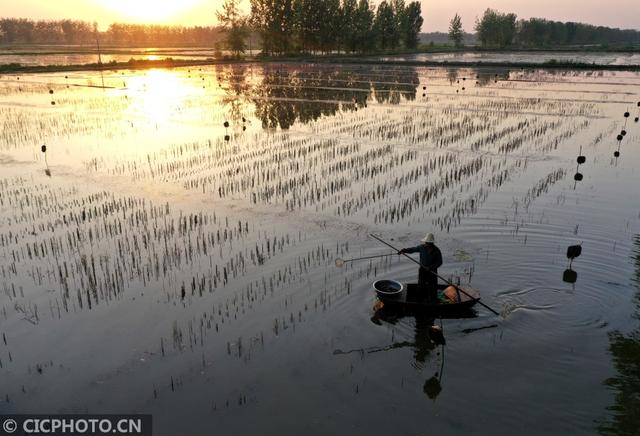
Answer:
373 281 480 315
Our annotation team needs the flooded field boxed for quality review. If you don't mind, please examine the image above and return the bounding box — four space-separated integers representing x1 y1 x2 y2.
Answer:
0 47 259 67
0 62 639 435
3 48 640 68
380 51 640 66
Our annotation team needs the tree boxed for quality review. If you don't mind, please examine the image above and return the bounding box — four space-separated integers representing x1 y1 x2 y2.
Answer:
354 0 375 52
475 8 516 48
340 0 358 52
401 1 423 49
250 0 294 55
448 13 463 48
292 0 320 53
318 0 341 53
216 0 249 56
374 1 396 50
389 0 405 49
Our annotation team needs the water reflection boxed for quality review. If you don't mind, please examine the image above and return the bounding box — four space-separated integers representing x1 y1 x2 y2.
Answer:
475 69 510 87
246 66 418 129
370 306 471 402
599 234 640 434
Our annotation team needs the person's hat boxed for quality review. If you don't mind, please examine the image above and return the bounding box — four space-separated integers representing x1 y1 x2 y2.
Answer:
421 233 435 243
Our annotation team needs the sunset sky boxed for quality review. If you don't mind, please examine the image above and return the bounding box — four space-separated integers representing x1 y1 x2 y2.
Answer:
2 0 639 32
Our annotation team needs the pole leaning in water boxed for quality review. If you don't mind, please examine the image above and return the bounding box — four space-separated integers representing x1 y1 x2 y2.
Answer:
335 252 396 267
369 234 500 316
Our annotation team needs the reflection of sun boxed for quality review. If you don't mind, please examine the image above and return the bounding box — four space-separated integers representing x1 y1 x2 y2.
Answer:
126 69 198 126
99 0 201 22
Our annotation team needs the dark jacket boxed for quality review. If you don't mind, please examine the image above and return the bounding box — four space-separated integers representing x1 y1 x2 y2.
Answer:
402 243 443 272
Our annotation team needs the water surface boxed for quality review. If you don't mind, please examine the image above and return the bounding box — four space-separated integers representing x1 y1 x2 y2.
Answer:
0 62 639 435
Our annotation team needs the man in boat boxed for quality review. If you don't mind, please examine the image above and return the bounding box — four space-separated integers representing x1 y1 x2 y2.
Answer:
398 233 443 304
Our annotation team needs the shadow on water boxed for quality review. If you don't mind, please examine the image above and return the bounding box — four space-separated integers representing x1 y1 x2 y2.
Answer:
598 234 640 435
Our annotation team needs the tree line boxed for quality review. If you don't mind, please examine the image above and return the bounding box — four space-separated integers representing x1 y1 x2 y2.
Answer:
0 18 222 45
471 9 640 48
244 0 423 55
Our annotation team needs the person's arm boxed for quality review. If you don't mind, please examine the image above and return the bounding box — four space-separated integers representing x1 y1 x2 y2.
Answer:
399 245 420 254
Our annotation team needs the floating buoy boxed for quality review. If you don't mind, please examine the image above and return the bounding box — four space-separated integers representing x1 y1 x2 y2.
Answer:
41 145 46 153
423 376 442 400
624 112 630 118
617 134 623 141
224 135 230 142
621 130 627 136
563 269 577 284
49 89 53 94
614 151 620 157
577 156 586 164
574 173 583 182
224 121 229 128
51 101 55 105
567 244 582 259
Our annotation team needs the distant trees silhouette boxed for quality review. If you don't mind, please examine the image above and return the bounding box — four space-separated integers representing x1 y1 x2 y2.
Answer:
2 7 638 50
516 17 640 47
0 18 222 46
474 8 640 48
248 0 423 55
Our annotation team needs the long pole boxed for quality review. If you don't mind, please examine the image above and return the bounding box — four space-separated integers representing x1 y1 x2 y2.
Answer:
336 253 395 266
370 234 500 316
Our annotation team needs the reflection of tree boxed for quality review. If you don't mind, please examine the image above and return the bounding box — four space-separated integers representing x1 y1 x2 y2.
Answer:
474 68 510 87
447 68 458 85
218 64 251 122
251 67 418 129
372 73 418 104
599 234 640 435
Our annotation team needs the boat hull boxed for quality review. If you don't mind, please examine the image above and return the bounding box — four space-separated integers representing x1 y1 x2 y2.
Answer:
374 283 480 316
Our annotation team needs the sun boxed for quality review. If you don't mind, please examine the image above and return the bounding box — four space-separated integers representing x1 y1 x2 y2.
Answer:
99 0 202 23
